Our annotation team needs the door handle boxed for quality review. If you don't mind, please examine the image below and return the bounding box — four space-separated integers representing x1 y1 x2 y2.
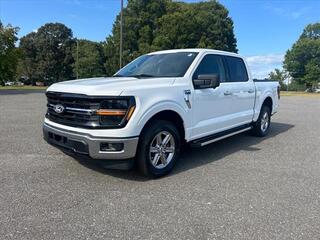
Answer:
224 91 232 96
248 89 254 93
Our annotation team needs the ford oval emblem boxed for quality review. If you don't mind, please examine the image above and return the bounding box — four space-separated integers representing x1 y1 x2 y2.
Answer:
54 104 65 114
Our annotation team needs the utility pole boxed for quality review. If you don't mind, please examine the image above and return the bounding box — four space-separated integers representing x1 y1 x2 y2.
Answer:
119 0 123 69
76 40 79 79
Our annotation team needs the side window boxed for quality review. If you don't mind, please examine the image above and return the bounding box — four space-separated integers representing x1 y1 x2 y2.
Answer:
193 55 226 82
225 56 248 82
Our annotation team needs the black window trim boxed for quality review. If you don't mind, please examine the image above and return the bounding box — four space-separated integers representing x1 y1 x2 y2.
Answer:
191 53 228 83
223 55 249 82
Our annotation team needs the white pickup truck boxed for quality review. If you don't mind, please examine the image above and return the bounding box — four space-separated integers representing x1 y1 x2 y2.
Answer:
43 49 280 177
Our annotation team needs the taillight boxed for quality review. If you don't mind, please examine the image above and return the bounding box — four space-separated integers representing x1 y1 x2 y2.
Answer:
277 85 280 99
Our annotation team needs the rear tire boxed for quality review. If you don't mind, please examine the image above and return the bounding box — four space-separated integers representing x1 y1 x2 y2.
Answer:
136 120 181 178
251 105 271 137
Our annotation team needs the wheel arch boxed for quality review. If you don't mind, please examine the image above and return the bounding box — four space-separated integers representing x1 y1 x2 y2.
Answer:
253 93 274 122
262 96 273 113
139 109 186 143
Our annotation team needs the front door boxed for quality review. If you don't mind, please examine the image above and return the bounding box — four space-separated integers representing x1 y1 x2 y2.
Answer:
191 54 237 140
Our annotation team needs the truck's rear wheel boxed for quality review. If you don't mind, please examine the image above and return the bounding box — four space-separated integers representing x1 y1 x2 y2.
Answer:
251 105 271 137
136 120 180 178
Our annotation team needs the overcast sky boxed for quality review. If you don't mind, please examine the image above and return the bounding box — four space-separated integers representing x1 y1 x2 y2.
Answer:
1 0 319 78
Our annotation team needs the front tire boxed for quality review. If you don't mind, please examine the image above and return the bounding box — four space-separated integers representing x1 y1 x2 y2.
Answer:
251 105 271 137
136 120 181 178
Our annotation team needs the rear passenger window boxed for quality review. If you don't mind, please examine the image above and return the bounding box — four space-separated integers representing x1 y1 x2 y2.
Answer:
225 56 248 82
193 55 226 82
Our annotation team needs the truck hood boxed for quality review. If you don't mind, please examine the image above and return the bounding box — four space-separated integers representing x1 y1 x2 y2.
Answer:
47 77 175 96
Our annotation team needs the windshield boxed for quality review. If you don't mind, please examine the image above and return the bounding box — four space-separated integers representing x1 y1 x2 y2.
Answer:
114 52 198 78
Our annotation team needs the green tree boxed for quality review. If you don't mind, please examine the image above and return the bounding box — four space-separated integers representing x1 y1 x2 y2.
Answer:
104 0 237 76
19 23 75 85
284 23 320 88
73 40 105 79
300 23 320 40
304 59 320 88
154 1 237 52
268 68 288 90
104 0 169 75
0 21 19 85
18 32 37 84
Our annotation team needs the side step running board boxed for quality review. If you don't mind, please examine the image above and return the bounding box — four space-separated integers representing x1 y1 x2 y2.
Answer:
190 125 252 147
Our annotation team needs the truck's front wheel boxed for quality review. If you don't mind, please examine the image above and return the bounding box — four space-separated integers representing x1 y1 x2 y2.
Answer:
137 120 181 178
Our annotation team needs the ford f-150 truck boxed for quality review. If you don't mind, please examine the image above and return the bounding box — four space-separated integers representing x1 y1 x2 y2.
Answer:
43 49 280 177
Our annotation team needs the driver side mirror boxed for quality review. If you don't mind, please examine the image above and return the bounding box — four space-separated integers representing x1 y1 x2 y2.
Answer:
193 74 220 89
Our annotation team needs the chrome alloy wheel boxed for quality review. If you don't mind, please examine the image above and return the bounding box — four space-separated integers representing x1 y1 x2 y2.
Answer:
149 131 175 169
260 112 270 132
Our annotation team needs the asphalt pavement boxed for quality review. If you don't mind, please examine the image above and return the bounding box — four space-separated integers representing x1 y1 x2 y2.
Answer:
0 91 320 240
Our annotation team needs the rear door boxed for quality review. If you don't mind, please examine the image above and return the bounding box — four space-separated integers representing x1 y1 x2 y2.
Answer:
223 56 255 124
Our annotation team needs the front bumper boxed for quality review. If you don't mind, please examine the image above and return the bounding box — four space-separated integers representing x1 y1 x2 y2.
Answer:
43 123 139 161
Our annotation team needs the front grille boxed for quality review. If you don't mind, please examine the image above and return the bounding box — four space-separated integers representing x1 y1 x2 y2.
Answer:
46 92 109 128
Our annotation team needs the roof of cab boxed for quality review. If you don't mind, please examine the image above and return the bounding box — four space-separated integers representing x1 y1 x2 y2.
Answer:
148 48 240 57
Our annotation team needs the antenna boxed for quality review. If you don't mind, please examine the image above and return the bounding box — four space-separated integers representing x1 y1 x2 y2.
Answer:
119 0 123 69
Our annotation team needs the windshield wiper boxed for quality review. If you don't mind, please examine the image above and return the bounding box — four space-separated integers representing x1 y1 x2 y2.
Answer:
113 74 125 77
129 74 156 78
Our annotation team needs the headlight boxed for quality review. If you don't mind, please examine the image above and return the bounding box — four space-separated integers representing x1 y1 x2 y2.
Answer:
95 97 136 127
